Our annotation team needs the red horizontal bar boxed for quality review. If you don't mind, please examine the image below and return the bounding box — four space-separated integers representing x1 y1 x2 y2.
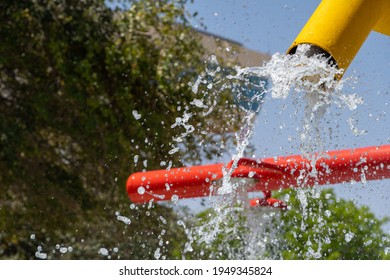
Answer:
249 197 288 210
126 145 390 203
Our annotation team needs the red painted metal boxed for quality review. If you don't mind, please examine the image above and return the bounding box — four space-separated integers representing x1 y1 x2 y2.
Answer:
127 145 390 204
249 197 288 210
249 190 288 210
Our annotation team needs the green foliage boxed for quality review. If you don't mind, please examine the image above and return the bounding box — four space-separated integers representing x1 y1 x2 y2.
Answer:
188 205 249 260
191 188 390 260
274 188 390 260
0 0 237 259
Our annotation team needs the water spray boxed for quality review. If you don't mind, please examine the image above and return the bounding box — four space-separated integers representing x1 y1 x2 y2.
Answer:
126 0 390 207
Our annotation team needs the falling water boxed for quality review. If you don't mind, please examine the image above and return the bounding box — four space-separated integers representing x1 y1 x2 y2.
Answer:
29 44 372 261
174 44 368 259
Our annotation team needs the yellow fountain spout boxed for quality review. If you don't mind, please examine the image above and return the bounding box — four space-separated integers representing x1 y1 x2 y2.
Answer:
287 0 390 78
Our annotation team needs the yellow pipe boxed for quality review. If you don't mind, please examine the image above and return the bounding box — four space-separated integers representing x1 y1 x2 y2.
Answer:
287 0 390 78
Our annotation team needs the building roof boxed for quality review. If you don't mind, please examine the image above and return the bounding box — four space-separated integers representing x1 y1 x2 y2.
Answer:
196 29 271 67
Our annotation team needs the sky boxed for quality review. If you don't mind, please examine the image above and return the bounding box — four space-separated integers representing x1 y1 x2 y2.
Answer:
181 0 390 228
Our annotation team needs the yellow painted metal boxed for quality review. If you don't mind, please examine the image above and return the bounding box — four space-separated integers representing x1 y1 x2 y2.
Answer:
374 5 390 36
287 0 390 76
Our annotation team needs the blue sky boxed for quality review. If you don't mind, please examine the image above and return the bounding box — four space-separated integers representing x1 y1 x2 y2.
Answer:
184 0 390 227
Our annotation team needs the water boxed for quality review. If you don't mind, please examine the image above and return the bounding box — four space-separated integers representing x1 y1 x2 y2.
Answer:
171 44 370 259
27 46 379 260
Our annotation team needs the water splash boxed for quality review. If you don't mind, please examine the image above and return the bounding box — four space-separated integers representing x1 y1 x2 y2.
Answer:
179 45 366 259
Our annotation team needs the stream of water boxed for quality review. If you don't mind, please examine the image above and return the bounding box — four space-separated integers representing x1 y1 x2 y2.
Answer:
174 44 368 259
30 45 375 260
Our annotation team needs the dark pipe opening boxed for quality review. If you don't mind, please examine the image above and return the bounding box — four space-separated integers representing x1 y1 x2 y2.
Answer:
289 44 338 68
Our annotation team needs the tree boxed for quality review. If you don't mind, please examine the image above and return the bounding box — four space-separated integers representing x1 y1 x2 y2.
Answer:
187 205 249 260
0 0 239 259
274 188 390 260
189 188 390 260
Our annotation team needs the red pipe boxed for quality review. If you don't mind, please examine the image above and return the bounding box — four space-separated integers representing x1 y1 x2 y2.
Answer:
126 145 390 203
249 190 288 210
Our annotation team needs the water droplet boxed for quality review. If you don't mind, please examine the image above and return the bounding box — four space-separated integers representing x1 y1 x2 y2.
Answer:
132 110 141 120
117 215 131 225
345 232 354 243
154 248 161 259
137 186 146 195
35 246 47 259
35 252 47 259
98 248 109 256
191 98 207 108
168 147 179 154
159 216 167 224
364 239 372 246
59 247 68 254
361 171 367 184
